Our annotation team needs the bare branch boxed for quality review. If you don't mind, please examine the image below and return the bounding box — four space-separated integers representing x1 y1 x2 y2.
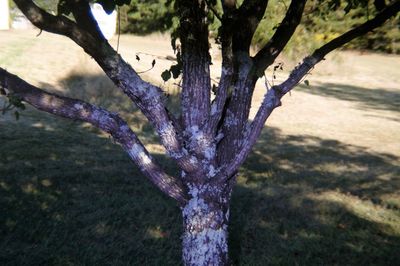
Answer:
205 0 223 21
311 1 400 62
209 7 235 134
179 0 212 131
222 1 400 178
214 0 269 166
232 0 269 52
0 67 188 204
253 0 307 74
221 0 237 13
67 0 106 40
12 0 197 174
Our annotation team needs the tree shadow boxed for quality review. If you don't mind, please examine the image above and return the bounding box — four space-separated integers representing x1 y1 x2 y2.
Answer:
298 82 400 113
1 73 399 265
0 111 183 265
229 127 400 265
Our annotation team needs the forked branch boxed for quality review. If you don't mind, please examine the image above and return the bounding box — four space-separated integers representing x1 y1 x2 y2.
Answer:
13 0 197 174
222 0 400 179
232 0 269 52
253 0 307 74
67 0 106 40
0 68 188 204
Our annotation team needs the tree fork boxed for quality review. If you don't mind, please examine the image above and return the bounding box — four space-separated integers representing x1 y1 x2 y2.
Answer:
2 0 400 265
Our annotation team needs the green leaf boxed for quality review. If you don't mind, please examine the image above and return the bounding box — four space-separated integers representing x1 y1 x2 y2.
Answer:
304 80 310 86
170 64 181 79
7 94 25 110
212 84 217 95
161 70 171 81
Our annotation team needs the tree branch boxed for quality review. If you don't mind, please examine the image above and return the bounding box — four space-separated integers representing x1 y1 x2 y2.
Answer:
221 0 237 13
0 67 188 204
67 0 106 40
214 0 269 167
222 0 400 179
209 5 235 135
205 0 223 21
179 0 212 131
12 0 197 174
253 0 307 74
232 0 269 52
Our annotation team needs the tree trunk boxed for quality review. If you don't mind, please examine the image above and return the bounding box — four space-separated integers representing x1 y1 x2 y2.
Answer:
182 184 230 266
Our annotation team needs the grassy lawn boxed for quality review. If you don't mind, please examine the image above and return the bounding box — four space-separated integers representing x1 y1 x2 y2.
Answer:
1 30 399 265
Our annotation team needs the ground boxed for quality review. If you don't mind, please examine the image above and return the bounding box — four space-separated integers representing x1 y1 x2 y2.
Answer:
0 29 399 265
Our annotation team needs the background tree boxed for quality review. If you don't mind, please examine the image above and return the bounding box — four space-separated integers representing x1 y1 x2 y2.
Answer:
1 0 399 265
118 0 400 54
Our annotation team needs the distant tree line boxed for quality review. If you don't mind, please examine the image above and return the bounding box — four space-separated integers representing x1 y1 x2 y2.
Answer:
119 0 399 55
11 0 399 54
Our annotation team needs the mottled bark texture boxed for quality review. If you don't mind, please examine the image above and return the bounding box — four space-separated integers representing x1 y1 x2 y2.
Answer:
1 0 400 265
182 184 229 265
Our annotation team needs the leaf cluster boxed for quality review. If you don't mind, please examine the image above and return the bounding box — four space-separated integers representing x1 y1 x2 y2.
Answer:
0 93 26 120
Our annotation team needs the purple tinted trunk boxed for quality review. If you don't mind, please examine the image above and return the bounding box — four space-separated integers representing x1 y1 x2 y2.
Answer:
182 184 229 266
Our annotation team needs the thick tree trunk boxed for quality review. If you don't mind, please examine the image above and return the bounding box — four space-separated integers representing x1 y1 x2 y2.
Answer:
182 184 230 266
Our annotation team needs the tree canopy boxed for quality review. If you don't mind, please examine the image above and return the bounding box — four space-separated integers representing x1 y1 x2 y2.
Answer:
117 0 400 54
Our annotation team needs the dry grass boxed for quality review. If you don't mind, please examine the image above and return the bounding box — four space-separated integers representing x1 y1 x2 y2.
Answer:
1 29 399 265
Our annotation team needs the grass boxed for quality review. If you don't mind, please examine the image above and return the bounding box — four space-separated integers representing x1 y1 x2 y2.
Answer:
1 30 400 265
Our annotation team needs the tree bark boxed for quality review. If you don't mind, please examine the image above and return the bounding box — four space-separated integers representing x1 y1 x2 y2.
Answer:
182 183 229 266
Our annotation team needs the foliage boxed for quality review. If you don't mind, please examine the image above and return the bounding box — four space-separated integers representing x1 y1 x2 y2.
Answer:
14 0 399 54
32 0 58 12
119 0 176 35
116 0 400 55
252 0 400 56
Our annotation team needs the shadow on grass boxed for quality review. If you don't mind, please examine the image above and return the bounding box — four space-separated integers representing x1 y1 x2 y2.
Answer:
1 113 399 265
230 128 400 265
1 73 399 265
298 82 400 113
0 111 183 265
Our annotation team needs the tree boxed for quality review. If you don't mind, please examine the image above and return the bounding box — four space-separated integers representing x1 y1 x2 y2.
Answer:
1 0 399 265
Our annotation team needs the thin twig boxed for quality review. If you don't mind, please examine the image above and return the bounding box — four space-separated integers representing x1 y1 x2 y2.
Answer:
205 0 223 21
116 6 121 52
